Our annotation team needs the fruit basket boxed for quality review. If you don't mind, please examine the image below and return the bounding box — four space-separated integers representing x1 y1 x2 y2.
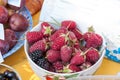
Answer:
0 64 21 80
24 20 105 80
2 6 32 58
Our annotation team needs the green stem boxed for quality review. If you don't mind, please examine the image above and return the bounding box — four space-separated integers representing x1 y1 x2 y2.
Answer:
50 17 61 26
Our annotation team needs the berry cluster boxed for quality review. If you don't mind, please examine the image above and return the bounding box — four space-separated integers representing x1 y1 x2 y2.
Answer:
0 70 19 80
26 20 103 73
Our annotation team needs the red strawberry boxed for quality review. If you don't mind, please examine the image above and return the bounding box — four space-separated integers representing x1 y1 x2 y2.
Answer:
70 52 85 65
69 64 81 72
41 22 55 37
61 20 76 30
51 34 68 50
83 32 103 48
53 61 63 72
85 48 100 64
71 28 83 40
49 27 67 41
26 31 43 44
29 39 48 53
60 45 72 63
46 49 60 63
5 29 17 49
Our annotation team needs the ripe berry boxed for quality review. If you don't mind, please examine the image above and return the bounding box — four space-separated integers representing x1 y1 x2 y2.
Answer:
69 64 81 72
46 49 60 63
26 31 43 45
40 22 55 37
37 57 50 70
60 45 72 63
70 52 85 65
53 61 63 72
83 32 103 49
61 20 76 30
71 28 83 40
29 39 48 53
29 50 43 63
85 48 100 64
49 27 67 41
51 34 68 50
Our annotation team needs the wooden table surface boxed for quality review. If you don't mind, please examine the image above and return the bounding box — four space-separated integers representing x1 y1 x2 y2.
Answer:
3 11 120 80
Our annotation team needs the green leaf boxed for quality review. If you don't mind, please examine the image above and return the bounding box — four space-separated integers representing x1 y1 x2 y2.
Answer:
88 26 95 32
64 74 78 79
53 76 59 80
50 17 61 26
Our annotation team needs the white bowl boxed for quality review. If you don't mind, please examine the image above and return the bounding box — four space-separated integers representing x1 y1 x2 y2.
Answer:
24 22 105 80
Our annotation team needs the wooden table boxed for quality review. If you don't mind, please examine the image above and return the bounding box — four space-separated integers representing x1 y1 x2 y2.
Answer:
3 11 120 80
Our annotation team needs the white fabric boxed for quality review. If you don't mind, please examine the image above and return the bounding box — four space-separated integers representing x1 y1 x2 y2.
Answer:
0 24 4 40
0 51 4 63
40 0 120 34
0 23 4 63
8 0 21 7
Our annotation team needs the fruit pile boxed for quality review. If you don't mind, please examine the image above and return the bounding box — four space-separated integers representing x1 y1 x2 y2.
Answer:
0 1 29 55
26 20 103 73
0 70 19 80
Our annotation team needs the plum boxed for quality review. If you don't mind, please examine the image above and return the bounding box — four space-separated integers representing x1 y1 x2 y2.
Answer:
9 13 29 32
0 0 8 6
0 6 8 24
0 39 9 55
5 29 17 49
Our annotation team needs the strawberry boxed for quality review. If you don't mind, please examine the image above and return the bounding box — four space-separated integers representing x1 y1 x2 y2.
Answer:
5 29 17 49
49 27 67 41
46 49 60 63
70 52 85 65
83 32 103 49
41 22 55 37
69 64 81 72
60 45 72 63
51 34 68 50
53 61 63 72
29 39 48 53
85 48 100 64
61 20 76 30
71 28 83 40
26 31 43 44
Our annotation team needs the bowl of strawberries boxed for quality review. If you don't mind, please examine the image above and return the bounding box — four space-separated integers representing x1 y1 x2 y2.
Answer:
24 20 105 80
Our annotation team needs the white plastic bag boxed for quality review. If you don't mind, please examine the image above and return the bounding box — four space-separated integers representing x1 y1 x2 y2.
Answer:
40 0 120 62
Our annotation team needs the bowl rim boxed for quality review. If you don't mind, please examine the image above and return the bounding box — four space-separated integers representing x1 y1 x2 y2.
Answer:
0 63 22 80
24 22 106 76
